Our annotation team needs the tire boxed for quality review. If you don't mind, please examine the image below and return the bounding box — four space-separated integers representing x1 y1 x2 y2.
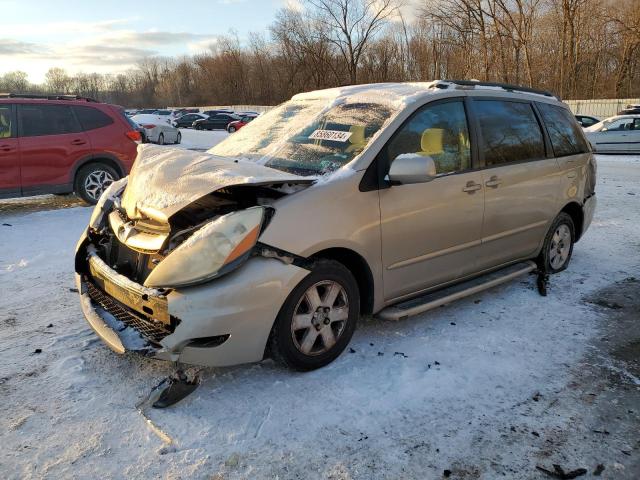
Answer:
75 163 119 205
158 133 164 145
269 259 359 371
195 124 203 130
537 212 575 274
228 126 236 133
175 132 181 144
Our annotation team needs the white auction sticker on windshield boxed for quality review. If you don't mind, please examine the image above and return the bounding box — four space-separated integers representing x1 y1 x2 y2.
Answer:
309 129 352 142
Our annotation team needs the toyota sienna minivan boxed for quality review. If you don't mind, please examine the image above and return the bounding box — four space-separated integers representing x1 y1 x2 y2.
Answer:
75 80 597 371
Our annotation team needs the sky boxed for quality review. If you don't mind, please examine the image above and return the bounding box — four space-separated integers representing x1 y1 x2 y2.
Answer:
0 0 295 83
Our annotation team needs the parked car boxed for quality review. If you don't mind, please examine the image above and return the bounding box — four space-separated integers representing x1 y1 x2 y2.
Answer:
227 115 256 132
76 80 596 371
0 94 140 204
193 113 241 130
131 114 181 145
618 104 640 115
583 114 640 153
173 113 208 128
575 114 600 128
202 109 235 116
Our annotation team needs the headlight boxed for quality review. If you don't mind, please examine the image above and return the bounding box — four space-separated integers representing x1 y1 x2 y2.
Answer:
88 177 128 230
144 206 266 288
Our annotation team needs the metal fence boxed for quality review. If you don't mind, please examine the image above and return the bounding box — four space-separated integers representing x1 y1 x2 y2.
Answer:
170 105 274 113
564 98 639 118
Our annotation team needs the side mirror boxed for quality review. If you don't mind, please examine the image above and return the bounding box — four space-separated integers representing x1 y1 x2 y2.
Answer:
387 154 437 185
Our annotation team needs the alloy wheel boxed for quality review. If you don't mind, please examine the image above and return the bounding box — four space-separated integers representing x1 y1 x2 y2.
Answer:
549 224 571 270
291 280 349 356
83 169 115 202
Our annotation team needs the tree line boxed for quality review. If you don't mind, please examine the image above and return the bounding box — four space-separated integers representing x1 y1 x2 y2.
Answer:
1 0 638 108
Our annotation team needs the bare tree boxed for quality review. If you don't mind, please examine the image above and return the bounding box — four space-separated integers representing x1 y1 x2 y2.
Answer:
305 0 400 83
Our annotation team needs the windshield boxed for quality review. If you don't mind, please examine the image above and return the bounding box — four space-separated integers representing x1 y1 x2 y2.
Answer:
208 98 396 176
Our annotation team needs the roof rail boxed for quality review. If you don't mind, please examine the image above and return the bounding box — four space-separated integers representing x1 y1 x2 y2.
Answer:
0 93 99 102
434 80 558 100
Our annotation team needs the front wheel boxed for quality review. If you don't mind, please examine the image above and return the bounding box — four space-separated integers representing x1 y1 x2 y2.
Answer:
157 133 164 145
537 212 575 274
269 259 359 371
228 126 236 133
175 132 181 144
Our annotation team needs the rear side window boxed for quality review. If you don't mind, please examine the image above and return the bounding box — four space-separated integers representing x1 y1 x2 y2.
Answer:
473 100 545 166
19 104 81 137
538 103 589 156
73 106 113 131
0 105 13 138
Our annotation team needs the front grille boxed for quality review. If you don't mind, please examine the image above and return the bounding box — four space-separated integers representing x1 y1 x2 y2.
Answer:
86 281 171 344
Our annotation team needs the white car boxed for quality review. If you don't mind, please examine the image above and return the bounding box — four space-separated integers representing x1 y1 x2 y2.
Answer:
584 115 640 153
131 114 181 145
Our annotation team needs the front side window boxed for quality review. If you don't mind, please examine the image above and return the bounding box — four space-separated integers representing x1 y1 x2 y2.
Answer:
538 103 589 156
0 105 12 138
386 100 471 175
473 100 545 165
209 99 397 176
19 104 81 137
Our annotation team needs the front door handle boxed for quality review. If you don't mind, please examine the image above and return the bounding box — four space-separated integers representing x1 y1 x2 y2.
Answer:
71 139 87 145
485 176 502 188
0 144 14 152
462 181 482 193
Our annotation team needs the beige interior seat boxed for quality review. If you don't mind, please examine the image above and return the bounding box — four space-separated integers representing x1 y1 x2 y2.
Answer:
418 128 444 156
346 125 367 153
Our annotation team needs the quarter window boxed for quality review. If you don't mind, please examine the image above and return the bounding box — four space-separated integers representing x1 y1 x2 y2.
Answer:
19 104 81 137
73 106 113 131
538 103 589 156
473 100 545 165
0 106 12 138
386 100 471 175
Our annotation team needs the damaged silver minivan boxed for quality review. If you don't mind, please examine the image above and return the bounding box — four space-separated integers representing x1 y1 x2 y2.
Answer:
76 80 597 371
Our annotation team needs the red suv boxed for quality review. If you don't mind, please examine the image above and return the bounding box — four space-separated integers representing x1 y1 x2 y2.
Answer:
0 94 141 204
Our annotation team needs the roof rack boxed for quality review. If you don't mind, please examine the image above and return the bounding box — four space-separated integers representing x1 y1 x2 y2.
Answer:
434 80 558 99
0 93 99 102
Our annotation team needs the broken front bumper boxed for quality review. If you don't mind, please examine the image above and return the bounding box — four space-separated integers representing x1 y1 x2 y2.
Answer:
76 239 309 367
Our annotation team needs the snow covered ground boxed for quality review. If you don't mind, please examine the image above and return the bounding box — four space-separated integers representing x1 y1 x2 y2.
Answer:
0 153 639 479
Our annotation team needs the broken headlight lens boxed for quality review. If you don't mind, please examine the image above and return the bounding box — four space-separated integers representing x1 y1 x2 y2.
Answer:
143 206 265 288
88 177 128 231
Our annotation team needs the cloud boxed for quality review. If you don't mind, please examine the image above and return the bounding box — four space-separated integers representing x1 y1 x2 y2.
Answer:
0 17 230 82
0 39 42 55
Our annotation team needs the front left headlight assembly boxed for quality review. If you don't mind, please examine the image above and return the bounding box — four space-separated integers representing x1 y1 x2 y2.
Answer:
144 206 267 288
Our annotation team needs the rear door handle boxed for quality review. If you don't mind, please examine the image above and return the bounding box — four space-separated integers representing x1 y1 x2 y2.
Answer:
71 139 87 145
485 176 502 188
462 181 482 193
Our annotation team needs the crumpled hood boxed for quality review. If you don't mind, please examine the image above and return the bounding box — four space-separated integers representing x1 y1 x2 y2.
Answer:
121 144 312 222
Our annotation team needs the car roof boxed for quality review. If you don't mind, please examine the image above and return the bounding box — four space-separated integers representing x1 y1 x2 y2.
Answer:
291 80 563 110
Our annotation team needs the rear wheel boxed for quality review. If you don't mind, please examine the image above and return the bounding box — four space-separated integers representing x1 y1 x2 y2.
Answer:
175 132 182 144
228 126 236 133
158 133 164 145
75 163 119 205
269 259 359 371
537 212 575 274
